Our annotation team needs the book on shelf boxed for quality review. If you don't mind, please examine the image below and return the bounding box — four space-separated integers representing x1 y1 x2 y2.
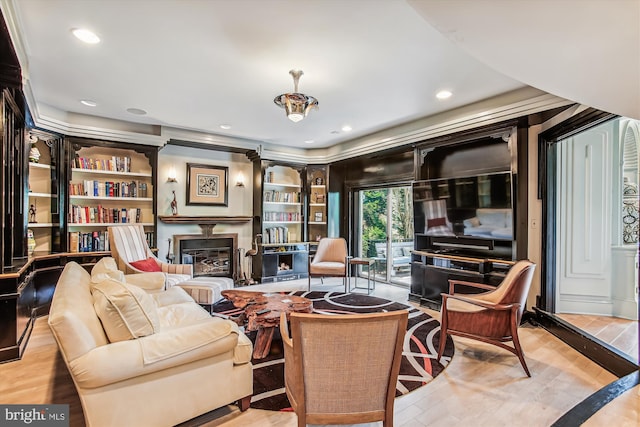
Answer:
68 230 110 252
74 154 132 172
265 226 290 244
69 205 142 224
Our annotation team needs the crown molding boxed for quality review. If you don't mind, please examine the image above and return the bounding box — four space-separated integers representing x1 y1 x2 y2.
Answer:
27 86 572 163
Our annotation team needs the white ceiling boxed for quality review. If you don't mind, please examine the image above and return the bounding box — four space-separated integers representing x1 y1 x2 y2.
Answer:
2 0 637 152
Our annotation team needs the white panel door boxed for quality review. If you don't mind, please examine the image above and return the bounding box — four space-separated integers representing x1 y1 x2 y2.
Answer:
556 121 613 314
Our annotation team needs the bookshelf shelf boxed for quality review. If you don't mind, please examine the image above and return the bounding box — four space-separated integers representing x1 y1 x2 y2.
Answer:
66 138 158 252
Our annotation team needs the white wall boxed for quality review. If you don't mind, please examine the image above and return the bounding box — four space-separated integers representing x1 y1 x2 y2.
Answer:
156 144 254 269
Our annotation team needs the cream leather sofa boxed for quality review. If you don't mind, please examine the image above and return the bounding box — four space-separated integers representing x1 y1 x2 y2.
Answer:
48 258 253 427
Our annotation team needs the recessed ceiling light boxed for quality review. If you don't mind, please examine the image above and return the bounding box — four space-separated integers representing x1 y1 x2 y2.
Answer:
126 108 147 115
71 28 100 44
220 124 231 130
341 125 352 132
304 140 315 144
80 100 97 107
436 90 452 100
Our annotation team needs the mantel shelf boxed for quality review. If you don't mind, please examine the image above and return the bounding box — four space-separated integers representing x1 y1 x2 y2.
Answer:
158 215 252 225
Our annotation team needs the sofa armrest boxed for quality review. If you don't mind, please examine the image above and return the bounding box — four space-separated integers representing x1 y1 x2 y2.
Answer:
124 272 166 292
68 318 241 389
160 262 193 276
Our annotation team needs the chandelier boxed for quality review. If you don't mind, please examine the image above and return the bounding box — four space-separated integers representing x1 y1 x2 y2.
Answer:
274 69 318 122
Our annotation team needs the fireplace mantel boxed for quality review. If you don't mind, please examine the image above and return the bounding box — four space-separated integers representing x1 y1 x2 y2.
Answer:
160 215 252 237
158 215 252 225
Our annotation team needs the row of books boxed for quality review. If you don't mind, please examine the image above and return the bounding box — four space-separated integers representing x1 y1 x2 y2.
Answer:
69 180 150 198
69 230 155 252
69 231 110 253
69 205 143 224
74 155 133 172
263 211 302 222
264 190 301 203
264 226 291 244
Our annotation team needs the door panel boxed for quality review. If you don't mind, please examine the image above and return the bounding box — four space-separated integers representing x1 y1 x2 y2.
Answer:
557 121 613 312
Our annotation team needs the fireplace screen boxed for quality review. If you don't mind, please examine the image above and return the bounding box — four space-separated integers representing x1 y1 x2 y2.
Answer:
181 247 231 277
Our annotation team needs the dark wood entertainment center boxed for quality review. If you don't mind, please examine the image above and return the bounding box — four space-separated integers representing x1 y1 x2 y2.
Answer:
409 128 520 309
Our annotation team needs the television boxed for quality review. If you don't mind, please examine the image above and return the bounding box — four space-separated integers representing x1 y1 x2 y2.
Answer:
413 171 514 243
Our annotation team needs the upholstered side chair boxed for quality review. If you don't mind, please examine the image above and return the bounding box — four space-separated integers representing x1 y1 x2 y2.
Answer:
308 237 348 291
437 259 536 376
280 310 408 427
108 225 192 288
422 199 455 236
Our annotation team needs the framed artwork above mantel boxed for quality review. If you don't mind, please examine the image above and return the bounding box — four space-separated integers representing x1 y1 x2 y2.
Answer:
186 163 228 206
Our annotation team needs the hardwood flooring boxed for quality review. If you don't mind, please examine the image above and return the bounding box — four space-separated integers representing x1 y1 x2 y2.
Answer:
556 313 639 363
1 279 637 427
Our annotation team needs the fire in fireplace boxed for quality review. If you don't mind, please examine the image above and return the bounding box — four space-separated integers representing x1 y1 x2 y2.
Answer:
173 233 238 280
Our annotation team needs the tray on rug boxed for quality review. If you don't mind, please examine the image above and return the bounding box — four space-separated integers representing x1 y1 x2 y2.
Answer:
211 290 455 411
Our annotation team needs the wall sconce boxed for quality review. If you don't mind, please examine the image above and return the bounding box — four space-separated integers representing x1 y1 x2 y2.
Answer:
235 173 245 188
167 166 177 183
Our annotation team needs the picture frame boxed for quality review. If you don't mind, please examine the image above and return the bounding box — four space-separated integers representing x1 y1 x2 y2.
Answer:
186 163 228 206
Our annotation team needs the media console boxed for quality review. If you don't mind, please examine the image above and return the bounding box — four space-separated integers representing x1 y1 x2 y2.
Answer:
409 234 515 310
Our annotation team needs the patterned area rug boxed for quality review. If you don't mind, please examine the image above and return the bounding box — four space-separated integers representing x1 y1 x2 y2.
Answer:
211 290 455 411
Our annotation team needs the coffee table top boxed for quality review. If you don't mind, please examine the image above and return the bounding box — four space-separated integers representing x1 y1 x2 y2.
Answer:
221 289 313 330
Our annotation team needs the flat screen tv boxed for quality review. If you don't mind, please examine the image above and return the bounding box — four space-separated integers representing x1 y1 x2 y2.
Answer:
413 171 513 242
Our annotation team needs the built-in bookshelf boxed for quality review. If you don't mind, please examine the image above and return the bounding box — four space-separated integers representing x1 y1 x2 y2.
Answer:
262 165 303 244
307 166 328 242
27 134 60 254
65 138 157 252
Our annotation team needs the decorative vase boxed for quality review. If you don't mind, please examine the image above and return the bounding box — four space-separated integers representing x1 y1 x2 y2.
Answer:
29 144 41 163
27 229 36 255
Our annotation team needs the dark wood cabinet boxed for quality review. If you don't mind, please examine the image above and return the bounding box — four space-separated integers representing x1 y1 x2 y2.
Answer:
409 250 514 310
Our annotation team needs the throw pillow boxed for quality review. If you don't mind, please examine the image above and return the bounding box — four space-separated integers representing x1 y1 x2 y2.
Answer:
427 217 447 229
91 257 125 284
92 278 160 342
130 257 162 272
463 217 481 228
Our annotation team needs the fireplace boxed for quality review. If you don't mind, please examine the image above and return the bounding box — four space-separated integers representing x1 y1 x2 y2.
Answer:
173 233 238 281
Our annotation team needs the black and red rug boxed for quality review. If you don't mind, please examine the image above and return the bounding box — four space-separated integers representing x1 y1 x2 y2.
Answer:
212 290 455 411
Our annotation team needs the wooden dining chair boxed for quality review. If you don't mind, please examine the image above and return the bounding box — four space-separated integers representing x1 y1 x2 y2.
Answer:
280 310 408 427
437 260 536 376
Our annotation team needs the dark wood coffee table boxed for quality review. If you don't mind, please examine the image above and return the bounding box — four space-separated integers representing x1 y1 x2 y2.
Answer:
221 289 313 359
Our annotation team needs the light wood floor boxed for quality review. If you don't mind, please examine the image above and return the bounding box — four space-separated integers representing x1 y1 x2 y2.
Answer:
1 278 638 427
556 313 639 363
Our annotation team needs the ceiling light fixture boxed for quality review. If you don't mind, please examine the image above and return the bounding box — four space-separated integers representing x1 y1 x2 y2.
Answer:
219 124 231 130
274 70 318 123
341 125 352 132
80 100 97 107
126 108 147 115
436 90 452 100
72 28 100 44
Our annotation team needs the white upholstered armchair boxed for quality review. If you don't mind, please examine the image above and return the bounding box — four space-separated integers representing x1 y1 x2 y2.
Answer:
308 237 348 291
108 225 192 287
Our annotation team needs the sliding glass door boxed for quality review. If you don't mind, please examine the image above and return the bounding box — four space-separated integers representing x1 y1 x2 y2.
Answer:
358 186 413 286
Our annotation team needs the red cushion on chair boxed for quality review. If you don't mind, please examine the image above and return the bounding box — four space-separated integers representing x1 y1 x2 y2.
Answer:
130 258 162 272
427 217 447 229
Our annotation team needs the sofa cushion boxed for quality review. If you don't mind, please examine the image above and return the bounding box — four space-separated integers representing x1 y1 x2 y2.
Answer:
91 257 125 284
92 278 160 342
130 257 162 272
